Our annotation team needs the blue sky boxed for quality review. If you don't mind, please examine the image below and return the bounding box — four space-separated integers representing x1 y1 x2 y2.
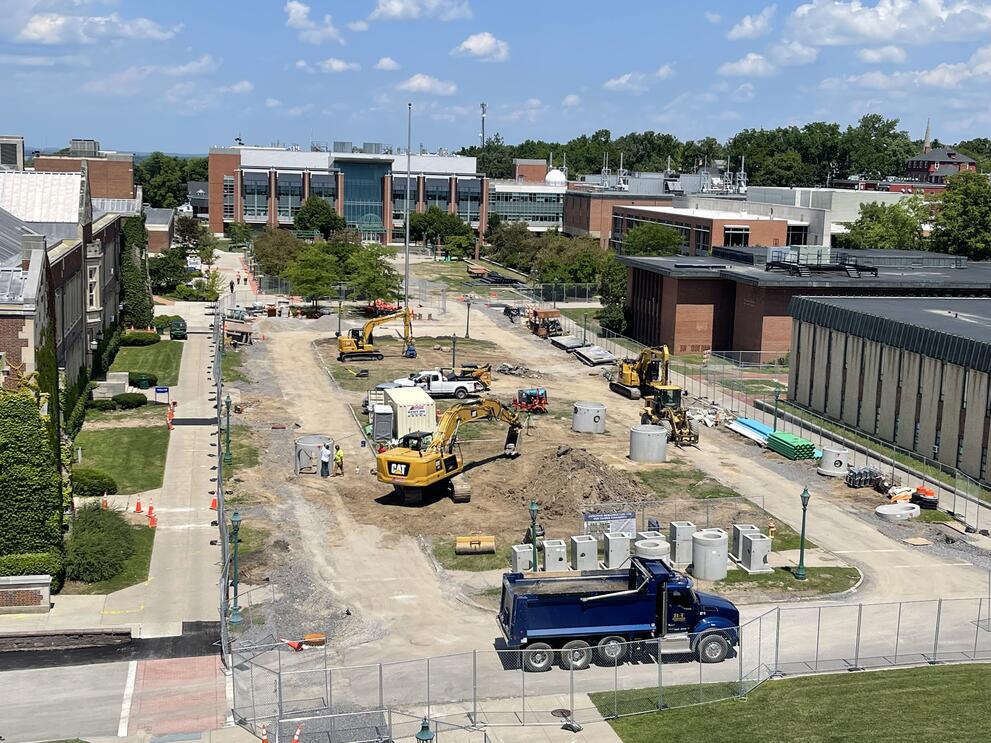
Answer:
3 1 991 154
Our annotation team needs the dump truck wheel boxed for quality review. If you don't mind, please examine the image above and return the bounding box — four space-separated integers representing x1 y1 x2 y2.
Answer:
523 643 553 672
560 640 592 670
596 636 628 664
696 633 729 663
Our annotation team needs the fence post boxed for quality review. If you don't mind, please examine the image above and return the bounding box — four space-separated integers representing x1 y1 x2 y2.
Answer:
772 607 782 677
931 598 943 664
851 604 864 671
521 651 525 726
657 639 664 710
276 646 284 725
974 599 983 660
893 602 902 664
426 656 431 719
814 607 822 671
379 663 384 712
324 643 330 711
472 650 478 725
738 621 744 685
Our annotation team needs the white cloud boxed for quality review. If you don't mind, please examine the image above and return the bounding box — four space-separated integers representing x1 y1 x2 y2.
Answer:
0 52 87 67
16 11 181 44
369 0 472 22
788 0 991 45
397 73 457 95
374 56 400 70
82 54 218 95
655 64 674 79
348 20 369 31
704 11 722 23
731 82 756 101
562 93 580 107
770 39 818 66
727 5 776 40
294 59 313 72
220 80 254 94
285 103 315 117
318 57 360 72
857 45 908 63
452 31 509 62
284 1 344 44
265 98 282 108
821 43 991 91
718 52 775 76
603 71 647 92
502 97 546 123
169 55 219 76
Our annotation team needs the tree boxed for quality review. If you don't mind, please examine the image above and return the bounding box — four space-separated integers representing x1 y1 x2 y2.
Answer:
197 234 219 266
409 206 471 247
752 150 811 187
622 223 683 256
844 200 924 250
253 229 303 276
598 254 629 333
134 152 186 208
842 114 915 180
444 235 473 259
227 221 252 248
930 171 991 259
281 245 342 307
346 244 401 301
174 215 204 248
294 196 346 238
148 247 188 292
486 212 502 236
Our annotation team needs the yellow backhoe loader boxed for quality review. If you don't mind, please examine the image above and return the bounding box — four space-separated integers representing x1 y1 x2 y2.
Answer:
376 398 522 505
337 307 416 361
612 346 699 445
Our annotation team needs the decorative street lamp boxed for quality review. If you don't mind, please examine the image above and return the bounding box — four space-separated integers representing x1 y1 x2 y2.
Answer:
772 379 782 432
451 334 457 369
582 313 588 346
529 499 540 571
795 487 811 581
223 394 233 466
229 510 243 625
414 718 434 742
465 296 473 339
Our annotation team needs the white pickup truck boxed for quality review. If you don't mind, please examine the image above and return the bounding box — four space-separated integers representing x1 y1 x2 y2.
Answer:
392 370 486 399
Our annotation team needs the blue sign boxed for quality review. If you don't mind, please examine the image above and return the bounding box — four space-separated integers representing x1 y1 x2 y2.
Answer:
155 386 169 394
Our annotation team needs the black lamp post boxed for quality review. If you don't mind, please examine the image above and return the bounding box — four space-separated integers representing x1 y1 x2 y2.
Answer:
229 510 243 624
414 718 434 742
795 487 810 581
451 334 457 369
465 296 473 339
772 379 782 432
529 499 540 571
582 313 588 345
223 394 233 466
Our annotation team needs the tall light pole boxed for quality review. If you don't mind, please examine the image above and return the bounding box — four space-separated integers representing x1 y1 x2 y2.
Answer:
229 510 242 625
465 295 473 339
404 102 412 310
795 487 811 581
772 379 781 432
480 102 487 148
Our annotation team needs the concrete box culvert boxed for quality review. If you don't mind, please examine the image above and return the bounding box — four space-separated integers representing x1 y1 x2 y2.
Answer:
629 424 668 462
875 503 921 521
294 434 334 475
572 401 606 434
691 528 728 581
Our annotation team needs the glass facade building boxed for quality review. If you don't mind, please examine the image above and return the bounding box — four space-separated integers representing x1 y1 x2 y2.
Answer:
425 178 450 210
277 173 303 221
457 178 482 222
392 176 413 222
310 173 337 207
242 172 269 220
338 160 388 238
489 188 564 228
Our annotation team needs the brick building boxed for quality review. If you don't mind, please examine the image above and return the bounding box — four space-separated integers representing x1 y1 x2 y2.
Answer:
611 205 795 254
0 208 49 390
563 191 673 248
34 138 136 200
511 158 549 183
620 249 991 356
144 207 175 253
905 147 976 185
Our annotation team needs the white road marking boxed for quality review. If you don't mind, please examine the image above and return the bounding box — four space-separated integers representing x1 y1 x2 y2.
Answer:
890 562 973 569
833 549 901 554
117 660 138 737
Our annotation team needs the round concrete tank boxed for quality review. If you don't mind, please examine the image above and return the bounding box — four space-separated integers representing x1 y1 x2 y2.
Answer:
629 424 669 463
691 528 728 581
633 538 671 560
572 401 606 434
817 447 849 478
294 434 334 475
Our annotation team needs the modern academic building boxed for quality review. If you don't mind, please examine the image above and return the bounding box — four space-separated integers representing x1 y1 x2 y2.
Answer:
788 296 991 484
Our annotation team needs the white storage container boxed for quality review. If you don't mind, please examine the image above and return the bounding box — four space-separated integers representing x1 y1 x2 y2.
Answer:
691 528 729 581
542 539 567 571
570 535 598 571
384 386 437 440
740 533 774 574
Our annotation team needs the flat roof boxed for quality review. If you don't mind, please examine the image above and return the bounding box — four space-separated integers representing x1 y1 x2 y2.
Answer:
616 205 787 222
789 296 991 373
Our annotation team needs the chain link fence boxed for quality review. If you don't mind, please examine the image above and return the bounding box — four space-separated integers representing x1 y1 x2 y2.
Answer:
229 597 990 741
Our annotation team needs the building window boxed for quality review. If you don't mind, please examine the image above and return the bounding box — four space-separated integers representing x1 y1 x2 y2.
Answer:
488 188 564 228
311 173 337 208
277 173 303 221
694 225 711 254
87 265 99 310
424 177 450 210
786 225 808 246
392 176 413 222
457 178 482 223
339 161 388 240
223 175 235 220
242 172 269 220
723 226 750 247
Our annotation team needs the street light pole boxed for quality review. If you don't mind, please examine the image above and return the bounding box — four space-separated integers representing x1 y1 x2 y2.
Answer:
772 380 781 432
529 499 540 572
337 281 346 337
404 102 412 311
223 394 233 466
582 313 588 346
229 510 243 624
465 296 473 339
795 487 810 581
451 334 457 369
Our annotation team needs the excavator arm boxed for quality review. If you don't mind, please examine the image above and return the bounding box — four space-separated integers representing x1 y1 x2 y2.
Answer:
429 398 522 455
361 307 414 346
611 345 671 399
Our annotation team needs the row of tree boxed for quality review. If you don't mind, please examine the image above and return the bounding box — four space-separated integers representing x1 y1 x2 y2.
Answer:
134 152 208 209
459 116 991 187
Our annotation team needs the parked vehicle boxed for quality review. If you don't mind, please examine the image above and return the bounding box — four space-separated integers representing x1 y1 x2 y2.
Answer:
498 556 740 671
392 370 486 399
169 318 187 340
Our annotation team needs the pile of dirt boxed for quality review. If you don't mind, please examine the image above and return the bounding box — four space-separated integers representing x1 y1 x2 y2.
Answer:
504 444 655 518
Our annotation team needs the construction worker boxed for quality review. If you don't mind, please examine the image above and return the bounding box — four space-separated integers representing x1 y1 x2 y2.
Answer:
319 443 331 478
166 400 176 430
333 444 344 477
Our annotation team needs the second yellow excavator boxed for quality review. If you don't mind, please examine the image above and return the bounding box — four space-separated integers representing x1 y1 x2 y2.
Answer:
376 398 522 505
337 306 416 361
609 346 674 400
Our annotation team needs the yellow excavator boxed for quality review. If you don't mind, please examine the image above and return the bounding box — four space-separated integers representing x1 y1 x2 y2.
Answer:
337 307 416 362
376 398 522 505
611 346 699 446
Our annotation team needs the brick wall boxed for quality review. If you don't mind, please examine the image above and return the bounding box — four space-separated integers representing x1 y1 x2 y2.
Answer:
34 157 135 199
512 162 548 183
0 316 28 389
0 575 51 614
208 152 240 234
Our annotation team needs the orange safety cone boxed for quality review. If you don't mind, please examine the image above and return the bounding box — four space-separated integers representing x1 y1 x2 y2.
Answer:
147 497 155 518
279 638 304 652
291 723 303 743
101 492 108 510
148 513 157 528
260 724 268 743
209 494 218 510
134 495 143 514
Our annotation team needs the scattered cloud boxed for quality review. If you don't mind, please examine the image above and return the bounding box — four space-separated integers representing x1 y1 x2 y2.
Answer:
502 97 546 123
265 98 282 108
284 1 344 44
704 11 721 23
317 57 360 72
603 71 648 92
821 43 991 91
452 31 509 62
655 64 674 79
562 93 580 107
857 45 908 64
727 5 776 40
15 11 181 44
82 54 218 96
368 0 472 22
770 40 818 66
374 56 400 70
0 52 88 67
396 72 457 95
427 102 472 122
718 52 775 76
285 103 315 117
731 82 756 101
294 59 313 72
348 20 369 31
788 0 991 45
220 80 254 94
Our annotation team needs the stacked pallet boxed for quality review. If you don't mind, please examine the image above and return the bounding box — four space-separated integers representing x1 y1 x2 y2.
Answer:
767 432 817 460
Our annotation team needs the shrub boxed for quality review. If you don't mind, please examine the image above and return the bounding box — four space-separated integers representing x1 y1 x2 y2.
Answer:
112 393 148 409
0 551 64 590
152 314 182 332
71 467 119 499
64 504 134 583
128 371 158 388
173 283 219 302
120 331 160 346
86 398 117 411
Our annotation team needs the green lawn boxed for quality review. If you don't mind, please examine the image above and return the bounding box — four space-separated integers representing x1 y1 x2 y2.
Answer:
716 566 859 595
75 427 170 494
221 348 249 383
110 340 184 386
83 404 167 426
62 525 154 595
432 537 512 571
914 508 953 523
637 465 741 500
227 424 259 480
597 664 991 743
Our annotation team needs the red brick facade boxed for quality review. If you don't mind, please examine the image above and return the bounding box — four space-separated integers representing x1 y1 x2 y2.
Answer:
563 193 673 248
208 152 241 234
34 156 135 199
512 161 548 183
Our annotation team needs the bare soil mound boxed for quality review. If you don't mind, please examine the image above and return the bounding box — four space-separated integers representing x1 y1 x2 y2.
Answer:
504 444 655 518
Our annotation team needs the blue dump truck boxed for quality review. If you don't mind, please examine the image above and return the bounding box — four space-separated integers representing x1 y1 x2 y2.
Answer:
498 556 740 672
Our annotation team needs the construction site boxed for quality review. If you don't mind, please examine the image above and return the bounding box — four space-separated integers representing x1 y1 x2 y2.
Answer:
212 252 991 742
